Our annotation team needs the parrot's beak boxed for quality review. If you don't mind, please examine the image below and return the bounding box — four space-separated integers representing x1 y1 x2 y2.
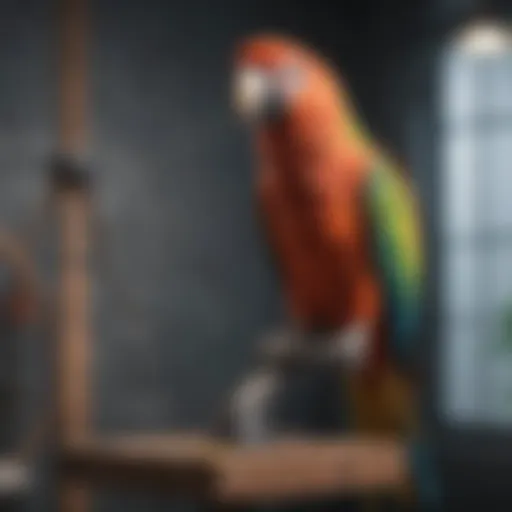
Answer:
233 68 286 124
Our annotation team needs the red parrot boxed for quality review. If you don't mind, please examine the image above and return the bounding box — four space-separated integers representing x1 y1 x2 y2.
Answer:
233 34 423 376
230 34 439 508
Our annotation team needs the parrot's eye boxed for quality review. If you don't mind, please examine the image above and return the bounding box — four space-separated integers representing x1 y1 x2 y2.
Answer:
275 63 305 96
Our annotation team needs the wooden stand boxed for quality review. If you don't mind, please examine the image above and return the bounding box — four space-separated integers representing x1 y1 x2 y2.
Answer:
54 182 91 512
59 434 407 505
54 0 91 510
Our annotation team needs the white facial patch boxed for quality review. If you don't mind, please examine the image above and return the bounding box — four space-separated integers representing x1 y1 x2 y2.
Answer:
233 67 270 121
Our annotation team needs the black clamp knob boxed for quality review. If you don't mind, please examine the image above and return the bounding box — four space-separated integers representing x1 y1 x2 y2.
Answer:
49 153 92 193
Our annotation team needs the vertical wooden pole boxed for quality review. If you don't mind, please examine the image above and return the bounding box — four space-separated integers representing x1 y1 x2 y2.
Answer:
54 0 91 511
56 189 91 512
58 0 88 156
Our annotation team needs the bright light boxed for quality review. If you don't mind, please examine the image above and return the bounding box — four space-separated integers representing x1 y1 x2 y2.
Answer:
455 21 512 56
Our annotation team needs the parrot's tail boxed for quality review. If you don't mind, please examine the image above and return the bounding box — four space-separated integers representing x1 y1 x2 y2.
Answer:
407 434 443 511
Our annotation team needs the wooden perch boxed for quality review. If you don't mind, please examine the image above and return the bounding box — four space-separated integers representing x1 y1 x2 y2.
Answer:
216 437 408 503
61 434 219 496
60 434 408 503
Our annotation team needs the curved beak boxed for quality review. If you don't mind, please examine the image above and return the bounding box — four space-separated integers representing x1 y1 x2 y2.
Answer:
233 68 286 123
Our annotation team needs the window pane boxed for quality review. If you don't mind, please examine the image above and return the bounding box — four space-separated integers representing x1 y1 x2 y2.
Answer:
485 358 512 424
441 128 475 237
481 315 512 424
485 54 512 114
486 242 512 328
441 316 482 423
442 244 478 315
479 125 512 230
441 51 476 122
474 58 496 116
477 244 512 423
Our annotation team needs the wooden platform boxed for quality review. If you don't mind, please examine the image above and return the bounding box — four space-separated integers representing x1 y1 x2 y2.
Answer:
62 434 218 497
61 434 408 504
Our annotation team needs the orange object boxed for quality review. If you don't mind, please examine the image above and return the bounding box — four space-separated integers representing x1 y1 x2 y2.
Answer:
235 35 383 365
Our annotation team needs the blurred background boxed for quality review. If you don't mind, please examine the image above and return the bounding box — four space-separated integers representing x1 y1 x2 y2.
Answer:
0 0 511 510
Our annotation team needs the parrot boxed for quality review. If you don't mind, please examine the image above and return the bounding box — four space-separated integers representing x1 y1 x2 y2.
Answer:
230 34 440 510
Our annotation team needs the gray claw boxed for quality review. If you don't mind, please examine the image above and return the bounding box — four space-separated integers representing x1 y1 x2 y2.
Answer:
230 368 281 444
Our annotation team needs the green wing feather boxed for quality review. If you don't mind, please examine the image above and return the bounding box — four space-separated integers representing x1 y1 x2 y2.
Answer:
365 157 424 363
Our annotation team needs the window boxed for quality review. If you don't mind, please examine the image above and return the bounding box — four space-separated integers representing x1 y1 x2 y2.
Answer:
441 22 512 425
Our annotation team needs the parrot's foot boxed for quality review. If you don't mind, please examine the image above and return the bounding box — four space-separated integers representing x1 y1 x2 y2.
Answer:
324 323 371 369
229 368 281 444
258 323 371 370
258 325 310 364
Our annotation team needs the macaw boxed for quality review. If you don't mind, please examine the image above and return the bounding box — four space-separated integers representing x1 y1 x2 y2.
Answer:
230 34 440 509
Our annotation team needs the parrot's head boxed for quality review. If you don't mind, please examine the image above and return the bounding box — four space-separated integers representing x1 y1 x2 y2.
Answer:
232 34 343 126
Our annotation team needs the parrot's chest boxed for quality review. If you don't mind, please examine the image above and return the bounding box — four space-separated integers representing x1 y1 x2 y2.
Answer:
268 165 361 325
